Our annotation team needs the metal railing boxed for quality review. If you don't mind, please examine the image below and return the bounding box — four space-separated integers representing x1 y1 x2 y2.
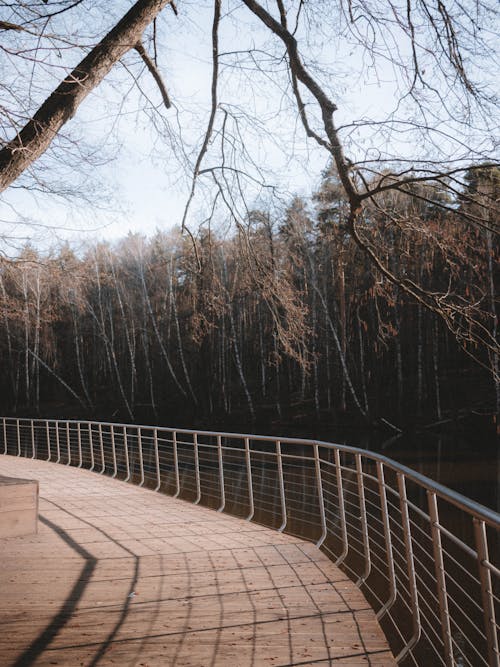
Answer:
1 416 498 666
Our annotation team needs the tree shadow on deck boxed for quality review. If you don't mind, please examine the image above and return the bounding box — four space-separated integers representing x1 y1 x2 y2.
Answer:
11 514 97 667
4 469 393 667
11 499 140 667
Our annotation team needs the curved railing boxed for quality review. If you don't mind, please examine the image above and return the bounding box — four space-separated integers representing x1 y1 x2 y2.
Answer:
1 417 498 666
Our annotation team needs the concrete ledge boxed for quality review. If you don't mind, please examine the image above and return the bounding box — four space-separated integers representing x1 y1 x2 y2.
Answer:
0 474 38 538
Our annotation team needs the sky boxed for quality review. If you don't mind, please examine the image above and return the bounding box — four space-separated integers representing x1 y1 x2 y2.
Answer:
0 0 497 254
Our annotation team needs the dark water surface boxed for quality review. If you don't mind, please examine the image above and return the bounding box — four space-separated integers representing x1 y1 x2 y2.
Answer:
345 430 499 513
377 432 498 513
231 420 499 512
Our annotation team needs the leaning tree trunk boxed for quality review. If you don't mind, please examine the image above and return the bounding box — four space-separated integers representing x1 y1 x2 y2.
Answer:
169 257 198 406
0 0 172 192
108 252 137 410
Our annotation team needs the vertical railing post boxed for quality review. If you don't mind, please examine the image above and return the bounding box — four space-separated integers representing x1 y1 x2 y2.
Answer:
334 448 348 564
123 426 130 482
356 454 371 584
396 473 421 662
55 420 61 463
2 417 7 455
245 437 254 521
137 427 144 487
473 518 500 667
16 418 21 457
77 423 82 468
153 428 161 491
99 423 105 473
193 433 201 504
376 462 397 619
46 421 51 461
31 421 36 459
314 444 327 547
66 422 71 466
300 459 307 517
110 424 117 478
428 491 453 667
173 431 180 497
276 440 287 532
88 423 95 471
217 434 225 512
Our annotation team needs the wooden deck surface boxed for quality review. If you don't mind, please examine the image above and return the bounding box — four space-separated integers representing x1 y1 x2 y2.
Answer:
0 455 395 666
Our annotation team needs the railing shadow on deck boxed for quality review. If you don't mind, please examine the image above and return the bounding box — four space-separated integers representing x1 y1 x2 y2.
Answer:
2 416 499 667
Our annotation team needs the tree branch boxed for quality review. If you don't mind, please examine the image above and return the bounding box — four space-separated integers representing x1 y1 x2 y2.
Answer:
181 0 221 232
0 0 172 193
135 41 171 109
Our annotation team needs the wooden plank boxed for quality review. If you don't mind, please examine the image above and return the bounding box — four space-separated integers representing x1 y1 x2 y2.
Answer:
0 455 395 666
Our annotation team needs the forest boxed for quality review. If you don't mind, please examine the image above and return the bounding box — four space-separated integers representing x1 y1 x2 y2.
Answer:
0 1 498 442
1 165 498 437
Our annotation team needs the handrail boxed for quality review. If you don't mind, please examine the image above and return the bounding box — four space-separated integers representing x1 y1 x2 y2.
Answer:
2 416 499 667
4 416 497 526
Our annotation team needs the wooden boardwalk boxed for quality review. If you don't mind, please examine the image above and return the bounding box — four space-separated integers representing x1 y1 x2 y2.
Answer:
0 455 395 667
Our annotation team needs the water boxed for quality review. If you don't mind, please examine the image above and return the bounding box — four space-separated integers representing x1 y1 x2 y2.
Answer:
242 421 499 513
357 431 499 513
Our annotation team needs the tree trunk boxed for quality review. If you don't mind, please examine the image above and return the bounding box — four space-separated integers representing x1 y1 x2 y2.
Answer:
22 272 30 406
0 275 16 404
228 298 254 420
0 0 172 192
138 256 186 397
356 305 369 415
486 229 500 432
108 251 137 409
169 257 198 405
311 271 320 418
417 302 424 414
433 317 442 421
33 271 41 413
258 309 266 399
394 292 404 416
72 306 93 409
339 259 347 412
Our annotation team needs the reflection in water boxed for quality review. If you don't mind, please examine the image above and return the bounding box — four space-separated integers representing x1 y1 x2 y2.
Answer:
284 425 499 512
224 422 498 512
376 432 499 513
